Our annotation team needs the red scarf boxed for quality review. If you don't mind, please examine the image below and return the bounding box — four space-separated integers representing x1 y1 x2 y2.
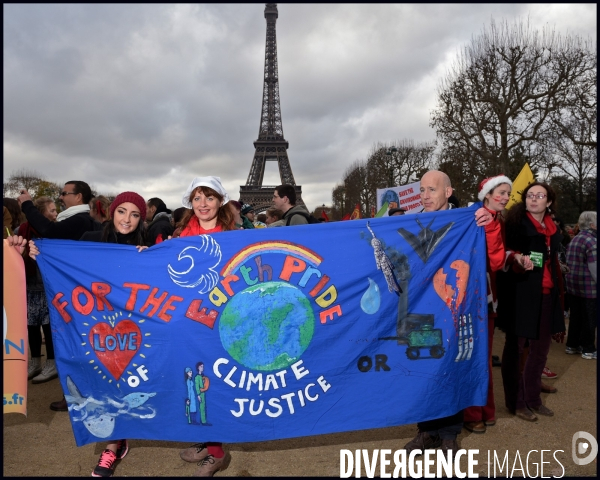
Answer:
526 211 556 292
180 218 223 237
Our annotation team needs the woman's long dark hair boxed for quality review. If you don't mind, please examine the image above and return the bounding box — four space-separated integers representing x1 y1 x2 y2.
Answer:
3 197 23 230
178 186 234 232
101 206 146 245
504 181 557 228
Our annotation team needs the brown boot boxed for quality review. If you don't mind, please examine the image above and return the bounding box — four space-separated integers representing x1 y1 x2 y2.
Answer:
463 421 486 433
439 438 459 459
515 408 537 422
50 396 68 412
541 382 557 394
530 404 554 417
193 452 231 477
403 431 441 454
180 443 208 463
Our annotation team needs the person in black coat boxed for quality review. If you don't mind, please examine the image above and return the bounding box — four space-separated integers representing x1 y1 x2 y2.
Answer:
26 191 148 478
18 181 99 240
16 181 100 412
145 197 174 245
498 181 565 422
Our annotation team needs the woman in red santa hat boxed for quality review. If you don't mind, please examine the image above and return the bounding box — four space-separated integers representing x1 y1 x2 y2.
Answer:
463 174 532 433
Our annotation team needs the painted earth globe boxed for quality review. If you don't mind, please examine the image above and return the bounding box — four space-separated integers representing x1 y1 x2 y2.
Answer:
219 281 315 371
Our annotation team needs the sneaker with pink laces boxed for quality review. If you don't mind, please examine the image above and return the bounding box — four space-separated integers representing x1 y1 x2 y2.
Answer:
92 449 117 477
541 366 557 379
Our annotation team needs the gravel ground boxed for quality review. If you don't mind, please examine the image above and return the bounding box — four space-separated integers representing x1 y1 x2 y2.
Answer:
4 325 597 477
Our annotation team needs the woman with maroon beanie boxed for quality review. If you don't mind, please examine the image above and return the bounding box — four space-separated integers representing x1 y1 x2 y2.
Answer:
25 191 148 477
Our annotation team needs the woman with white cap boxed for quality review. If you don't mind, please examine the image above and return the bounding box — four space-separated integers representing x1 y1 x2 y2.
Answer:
174 176 232 476
463 175 533 434
159 176 235 241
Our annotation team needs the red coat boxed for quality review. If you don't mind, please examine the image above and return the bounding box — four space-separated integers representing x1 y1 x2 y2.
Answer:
483 207 511 317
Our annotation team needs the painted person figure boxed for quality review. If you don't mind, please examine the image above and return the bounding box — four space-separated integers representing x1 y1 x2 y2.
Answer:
194 362 211 425
185 367 199 424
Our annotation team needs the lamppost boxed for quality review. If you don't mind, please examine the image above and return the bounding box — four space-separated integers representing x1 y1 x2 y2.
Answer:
385 146 397 187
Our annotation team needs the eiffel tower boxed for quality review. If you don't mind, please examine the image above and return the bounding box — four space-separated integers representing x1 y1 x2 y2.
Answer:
239 3 303 212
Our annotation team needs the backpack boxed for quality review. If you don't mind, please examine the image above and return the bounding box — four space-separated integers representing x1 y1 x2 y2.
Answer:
285 211 320 226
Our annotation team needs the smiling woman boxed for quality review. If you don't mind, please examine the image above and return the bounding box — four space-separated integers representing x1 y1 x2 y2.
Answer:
173 176 235 237
75 190 149 477
173 175 233 475
78 192 147 247
21 191 149 477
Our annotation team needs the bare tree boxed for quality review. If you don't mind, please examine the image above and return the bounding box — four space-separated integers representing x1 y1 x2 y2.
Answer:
430 18 596 177
331 184 347 220
330 139 435 217
546 57 597 212
341 160 375 218
4 169 62 201
367 140 435 189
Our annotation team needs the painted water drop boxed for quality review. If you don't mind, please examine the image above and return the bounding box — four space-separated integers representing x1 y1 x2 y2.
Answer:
360 278 381 314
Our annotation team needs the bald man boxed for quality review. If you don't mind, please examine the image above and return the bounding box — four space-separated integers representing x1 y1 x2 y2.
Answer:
419 170 453 212
403 170 491 457
418 170 492 224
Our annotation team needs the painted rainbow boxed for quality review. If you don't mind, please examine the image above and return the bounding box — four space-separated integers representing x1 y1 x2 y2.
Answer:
220 240 323 276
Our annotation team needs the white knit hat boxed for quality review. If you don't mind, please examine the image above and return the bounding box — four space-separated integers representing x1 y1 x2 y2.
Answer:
477 175 512 202
181 176 230 208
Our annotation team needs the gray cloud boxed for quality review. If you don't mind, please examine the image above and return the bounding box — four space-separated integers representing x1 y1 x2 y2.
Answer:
3 4 596 210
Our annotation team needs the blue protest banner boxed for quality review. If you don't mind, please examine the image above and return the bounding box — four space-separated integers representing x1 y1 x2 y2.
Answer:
36 205 488 447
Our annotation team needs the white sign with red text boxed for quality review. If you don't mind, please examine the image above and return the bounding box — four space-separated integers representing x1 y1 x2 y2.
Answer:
376 182 421 216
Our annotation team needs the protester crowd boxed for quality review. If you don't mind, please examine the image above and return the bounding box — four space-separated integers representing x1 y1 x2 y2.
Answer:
3 170 596 477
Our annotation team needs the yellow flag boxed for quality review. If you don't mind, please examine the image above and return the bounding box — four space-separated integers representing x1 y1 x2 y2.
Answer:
506 163 535 210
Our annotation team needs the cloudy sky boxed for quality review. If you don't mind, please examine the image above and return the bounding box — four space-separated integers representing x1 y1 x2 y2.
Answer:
3 4 596 211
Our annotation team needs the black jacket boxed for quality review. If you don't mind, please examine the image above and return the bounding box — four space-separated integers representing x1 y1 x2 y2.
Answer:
21 201 99 240
80 229 139 245
146 213 174 246
498 215 565 339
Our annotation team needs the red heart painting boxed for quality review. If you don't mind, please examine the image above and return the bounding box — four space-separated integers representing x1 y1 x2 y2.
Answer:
89 320 141 380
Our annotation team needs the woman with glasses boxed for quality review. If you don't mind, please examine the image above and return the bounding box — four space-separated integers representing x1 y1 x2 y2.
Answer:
498 182 566 422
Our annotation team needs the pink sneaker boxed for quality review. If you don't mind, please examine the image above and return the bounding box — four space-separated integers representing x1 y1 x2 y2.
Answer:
92 449 117 477
541 366 557 379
